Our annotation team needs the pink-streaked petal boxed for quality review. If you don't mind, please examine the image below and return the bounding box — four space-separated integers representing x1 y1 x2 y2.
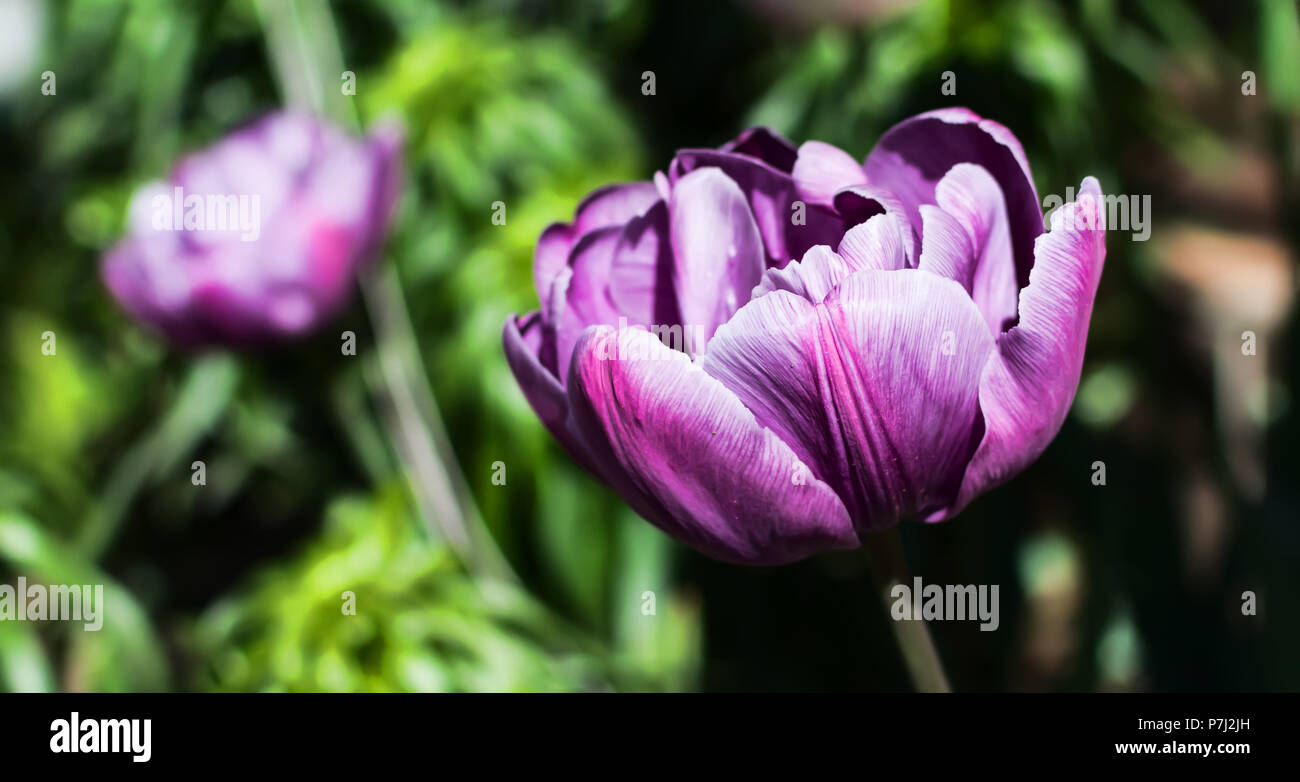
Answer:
701 268 994 532
932 178 1108 520
566 325 857 565
104 112 397 347
792 141 869 205
864 107 1041 290
669 167 766 352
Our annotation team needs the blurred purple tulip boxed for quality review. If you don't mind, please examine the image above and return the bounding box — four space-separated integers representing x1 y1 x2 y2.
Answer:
102 112 401 347
504 108 1107 565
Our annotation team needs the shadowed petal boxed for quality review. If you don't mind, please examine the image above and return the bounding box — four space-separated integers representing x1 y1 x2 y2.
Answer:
536 182 660 317
832 186 917 266
931 178 1108 519
534 223 576 311
701 268 995 532
670 149 847 266
566 325 857 565
608 200 680 328
669 168 766 352
864 107 1041 291
502 312 599 474
555 226 623 384
720 126 799 172
934 163 1019 334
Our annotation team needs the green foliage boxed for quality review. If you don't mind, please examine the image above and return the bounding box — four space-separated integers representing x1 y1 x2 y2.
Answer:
191 488 656 692
0 512 168 691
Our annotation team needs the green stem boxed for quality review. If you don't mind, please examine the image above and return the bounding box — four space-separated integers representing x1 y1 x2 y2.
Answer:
359 266 516 580
862 529 952 693
256 0 515 582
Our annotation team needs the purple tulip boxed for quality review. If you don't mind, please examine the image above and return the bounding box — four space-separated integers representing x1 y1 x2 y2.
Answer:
504 108 1107 565
102 112 402 347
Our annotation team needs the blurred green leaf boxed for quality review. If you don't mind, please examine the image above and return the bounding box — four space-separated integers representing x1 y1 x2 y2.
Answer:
0 511 169 691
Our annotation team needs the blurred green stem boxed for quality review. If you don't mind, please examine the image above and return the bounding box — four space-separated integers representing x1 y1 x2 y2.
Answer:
862 529 951 693
359 265 516 580
257 0 514 582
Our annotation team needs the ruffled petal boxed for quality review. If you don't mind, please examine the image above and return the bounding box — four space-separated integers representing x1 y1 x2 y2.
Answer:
932 178 1108 519
670 149 847 266
566 325 857 564
753 245 852 304
864 107 1041 291
831 185 917 266
837 213 910 272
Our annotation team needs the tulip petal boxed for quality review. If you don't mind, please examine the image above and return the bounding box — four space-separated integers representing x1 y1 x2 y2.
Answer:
555 226 623 383
535 182 659 317
934 163 1019 334
502 312 598 474
534 223 576 311
670 149 847 266
566 325 857 564
836 213 910 272
104 112 396 347
933 178 1107 519
864 107 1042 291
721 126 799 172
669 168 766 352
753 245 851 304
701 267 994 532
608 200 680 327
831 186 917 266
916 204 976 293
792 141 869 205
572 181 661 234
